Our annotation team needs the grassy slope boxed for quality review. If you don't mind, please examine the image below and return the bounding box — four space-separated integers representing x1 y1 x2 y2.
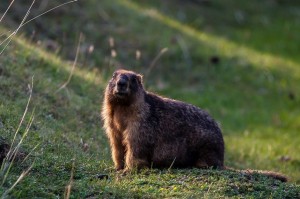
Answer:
0 0 300 198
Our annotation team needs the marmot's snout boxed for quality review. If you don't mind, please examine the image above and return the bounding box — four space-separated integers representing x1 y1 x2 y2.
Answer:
114 74 129 96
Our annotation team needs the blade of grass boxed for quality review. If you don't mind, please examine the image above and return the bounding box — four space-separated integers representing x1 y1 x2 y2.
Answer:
64 159 75 199
0 0 78 55
2 161 34 198
56 32 83 93
22 0 78 28
21 143 40 164
4 77 34 163
0 0 36 55
0 0 15 22
167 157 176 172
1 105 35 186
1 76 34 186
145 47 168 77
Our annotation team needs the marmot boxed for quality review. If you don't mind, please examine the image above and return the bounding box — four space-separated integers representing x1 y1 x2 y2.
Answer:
101 69 287 182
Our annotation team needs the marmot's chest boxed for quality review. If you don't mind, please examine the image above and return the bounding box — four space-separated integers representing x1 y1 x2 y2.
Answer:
113 112 128 132
112 107 136 132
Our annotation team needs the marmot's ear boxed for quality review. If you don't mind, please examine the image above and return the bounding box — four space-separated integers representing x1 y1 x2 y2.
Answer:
137 74 143 84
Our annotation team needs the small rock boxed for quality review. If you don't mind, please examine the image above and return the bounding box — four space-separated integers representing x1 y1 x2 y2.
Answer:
288 91 295 100
210 56 220 64
279 155 291 162
96 174 109 180
80 138 89 152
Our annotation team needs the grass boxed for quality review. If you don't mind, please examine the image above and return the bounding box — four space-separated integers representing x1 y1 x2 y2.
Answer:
0 0 300 198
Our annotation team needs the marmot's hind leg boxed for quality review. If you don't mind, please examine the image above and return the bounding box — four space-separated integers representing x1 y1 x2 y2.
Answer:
195 150 224 169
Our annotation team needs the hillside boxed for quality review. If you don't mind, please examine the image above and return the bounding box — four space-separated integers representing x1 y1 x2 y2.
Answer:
0 0 300 198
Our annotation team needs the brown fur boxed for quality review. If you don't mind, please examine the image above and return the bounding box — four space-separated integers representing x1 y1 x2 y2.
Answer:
101 69 288 182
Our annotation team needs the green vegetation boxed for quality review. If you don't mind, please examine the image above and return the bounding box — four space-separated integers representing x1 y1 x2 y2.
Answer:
0 0 299 198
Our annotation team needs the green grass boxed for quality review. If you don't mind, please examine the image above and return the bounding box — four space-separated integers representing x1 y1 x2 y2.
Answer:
0 0 300 198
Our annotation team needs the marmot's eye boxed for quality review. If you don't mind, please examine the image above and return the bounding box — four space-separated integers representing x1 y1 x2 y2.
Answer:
130 77 137 84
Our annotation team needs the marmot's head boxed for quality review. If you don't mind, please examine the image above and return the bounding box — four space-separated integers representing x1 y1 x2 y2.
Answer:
105 69 144 105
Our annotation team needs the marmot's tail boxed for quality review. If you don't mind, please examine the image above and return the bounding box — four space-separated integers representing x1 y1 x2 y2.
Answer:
225 167 288 182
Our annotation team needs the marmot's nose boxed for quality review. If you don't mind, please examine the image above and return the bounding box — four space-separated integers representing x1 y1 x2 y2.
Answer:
117 78 128 90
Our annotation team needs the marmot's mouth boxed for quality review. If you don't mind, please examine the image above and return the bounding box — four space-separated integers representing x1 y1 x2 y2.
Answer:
114 91 129 97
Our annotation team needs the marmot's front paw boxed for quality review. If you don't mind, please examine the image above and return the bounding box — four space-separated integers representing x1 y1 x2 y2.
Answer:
115 168 130 176
115 166 124 172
